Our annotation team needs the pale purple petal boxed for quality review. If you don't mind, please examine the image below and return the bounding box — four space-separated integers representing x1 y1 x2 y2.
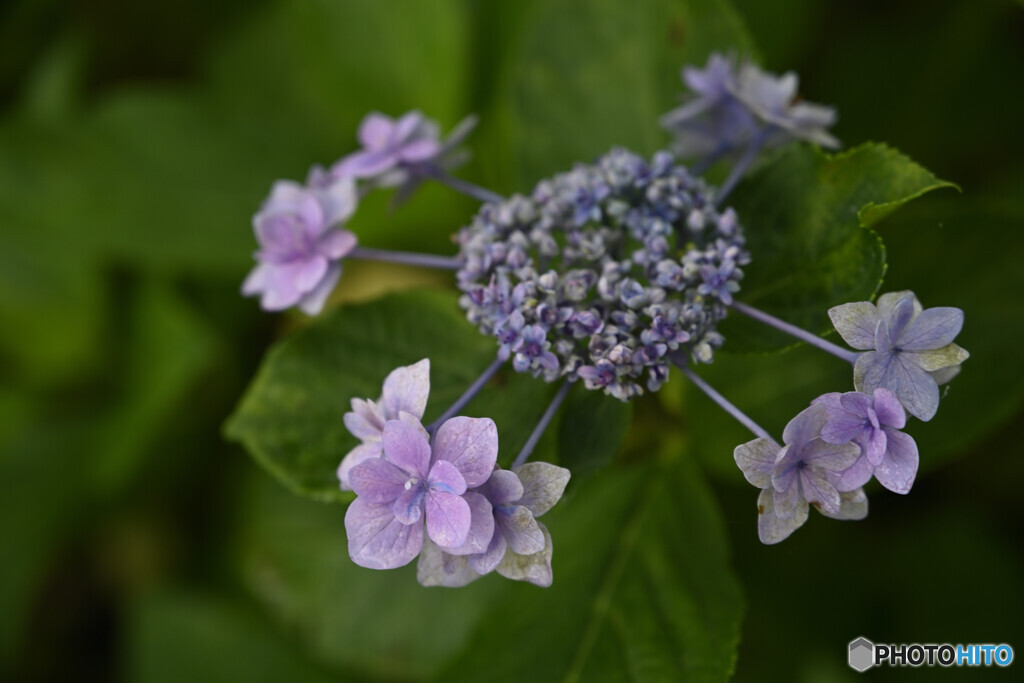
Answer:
757 488 808 545
874 428 918 494
337 442 382 491
782 403 826 448
317 230 357 260
343 398 384 441
417 539 481 587
337 149 398 178
398 138 441 162
838 391 872 417
467 528 507 575
886 295 917 343
381 419 431 477
349 457 408 504
397 411 430 441
424 491 471 549
897 307 963 351
358 112 395 149
771 476 801 519
444 492 495 556
872 388 905 429
241 264 270 296
478 468 524 507
290 256 328 294
428 459 468 496
259 265 304 310
800 438 860 472
863 427 887 467
876 290 920 319
514 462 570 516
929 365 961 386
820 412 867 445
799 467 841 515
497 506 545 555
828 302 879 350
345 497 423 569
432 417 499 488
819 488 869 521
393 110 424 142
733 437 781 489
496 523 553 587
392 485 424 525
829 453 874 492
381 359 431 420
902 344 970 372
316 177 358 228
886 356 941 422
297 263 340 315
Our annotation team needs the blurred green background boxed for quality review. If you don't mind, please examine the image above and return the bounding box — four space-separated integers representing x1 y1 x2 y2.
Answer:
1 0 1022 681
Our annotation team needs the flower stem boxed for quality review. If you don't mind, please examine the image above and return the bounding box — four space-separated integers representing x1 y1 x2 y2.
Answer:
729 300 859 364
348 246 462 271
691 141 733 175
426 357 506 436
675 359 773 441
511 381 571 470
426 167 505 204
714 126 773 206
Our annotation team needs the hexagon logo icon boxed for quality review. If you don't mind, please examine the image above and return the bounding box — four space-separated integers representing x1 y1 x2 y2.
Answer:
848 637 875 672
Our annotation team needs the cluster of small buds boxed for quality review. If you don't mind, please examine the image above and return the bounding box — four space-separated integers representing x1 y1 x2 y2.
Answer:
455 148 750 400
338 360 570 586
731 290 968 543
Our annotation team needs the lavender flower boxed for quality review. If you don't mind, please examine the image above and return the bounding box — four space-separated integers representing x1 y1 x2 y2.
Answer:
417 462 571 588
338 359 430 490
829 291 969 421
241 178 358 314
660 53 839 159
734 403 863 544
814 388 919 494
345 416 499 569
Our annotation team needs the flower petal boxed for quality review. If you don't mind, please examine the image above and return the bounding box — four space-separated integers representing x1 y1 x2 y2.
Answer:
432 416 499 488
381 419 431 476
443 492 495 556
381 359 431 420
885 294 917 342
771 473 800 519
317 177 359 228
876 290 920 319
345 497 423 569
782 403 827 448
898 307 963 351
871 388 906 429
297 264 341 316
467 527 507 576
416 538 481 588
757 488 808 545
398 138 441 163
317 229 357 260
336 442 382 491
496 523 554 587
428 459 468 496
799 467 841 515
902 343 969 371
349 457 407 504
820 411 867 446
497 506 545 556
358 112 395 149
241 263 270 296
392 485 424 525
828 302 879 350
829 453 874 492
514 462 570 516
424 490 471 549
343 398 385 441
477 468 524 507
801 438 861 473
733 437 781 488
819 488 869 521
875 428 919 494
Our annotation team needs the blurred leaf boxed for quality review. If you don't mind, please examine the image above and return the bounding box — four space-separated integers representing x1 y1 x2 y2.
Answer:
478 0 758 192
721 143 955 352
558 385 633 483
437 453 743 682
225 290 555 501
127 591 340 683
233 468 503 681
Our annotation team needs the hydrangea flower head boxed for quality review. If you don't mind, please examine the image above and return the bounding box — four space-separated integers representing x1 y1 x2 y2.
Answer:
345 416 499 569
829 291 969 421
814 388 919 494
417 462 570 588
338 359 430 489
734 403 863 544
241 177 358 314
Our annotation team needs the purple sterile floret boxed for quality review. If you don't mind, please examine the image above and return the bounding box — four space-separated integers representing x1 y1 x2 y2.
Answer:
417 462 571 588
814 388 919 494
345 415 500 570
829 290 969 421
513 325 560 374
338 359 431 490
333 111 441 179
733 402 863 544
242 177 358 315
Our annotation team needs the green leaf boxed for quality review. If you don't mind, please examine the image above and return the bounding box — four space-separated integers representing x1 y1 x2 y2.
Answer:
558 385 633 482
231 469 504 681
477 0 758 192
224 290 553 501
127 591 342 683
436 453 743 682
722 143 956 352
